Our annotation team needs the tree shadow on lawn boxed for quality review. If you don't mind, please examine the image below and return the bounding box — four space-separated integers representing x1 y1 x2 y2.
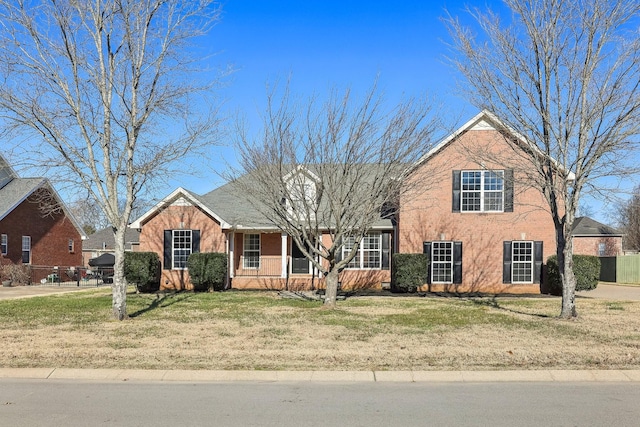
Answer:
345 289 556 318
129 291 194 318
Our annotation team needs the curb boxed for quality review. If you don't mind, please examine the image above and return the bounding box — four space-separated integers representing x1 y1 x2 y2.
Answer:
1 368 640 383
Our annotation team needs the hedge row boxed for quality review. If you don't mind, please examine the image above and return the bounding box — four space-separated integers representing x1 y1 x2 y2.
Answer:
123 251 227 293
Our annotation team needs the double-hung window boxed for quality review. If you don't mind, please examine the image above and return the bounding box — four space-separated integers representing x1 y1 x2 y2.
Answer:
21 236 31 264
511 241 533 284
1 234 7 255
172 230 192 269
243 234 260 269
503 240 542 284
431 241 454 283
343 233 382 270
460 170 504 212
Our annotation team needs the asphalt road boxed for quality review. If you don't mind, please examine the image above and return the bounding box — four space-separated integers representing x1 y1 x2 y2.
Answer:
1 380 639 426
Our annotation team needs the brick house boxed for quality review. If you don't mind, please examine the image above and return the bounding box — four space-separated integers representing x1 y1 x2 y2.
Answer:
0 155 85 283
131 110 563 293
571 216 623 257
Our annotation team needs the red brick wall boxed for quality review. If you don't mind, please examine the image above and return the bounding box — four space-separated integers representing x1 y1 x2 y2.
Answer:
0 193 82 282
138 202 226 290
573 236 622 257
399 127 557 293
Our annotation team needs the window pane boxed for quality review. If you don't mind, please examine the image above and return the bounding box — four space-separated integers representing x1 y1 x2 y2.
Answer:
172 230 192 269
243 234 260 269
432 241 453 283
512 241 533 283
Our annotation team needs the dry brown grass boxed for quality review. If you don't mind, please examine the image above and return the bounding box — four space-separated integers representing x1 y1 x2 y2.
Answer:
0 289 639 371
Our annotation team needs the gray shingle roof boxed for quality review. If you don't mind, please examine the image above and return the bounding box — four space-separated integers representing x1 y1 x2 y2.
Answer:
0 177 46 221
571 216 622 237
84 227 140 251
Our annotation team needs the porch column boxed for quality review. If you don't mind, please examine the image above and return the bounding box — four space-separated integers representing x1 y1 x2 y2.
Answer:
281 232 288 278
229 232 235 278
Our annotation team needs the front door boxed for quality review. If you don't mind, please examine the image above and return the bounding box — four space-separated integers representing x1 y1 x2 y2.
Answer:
291 239 310 274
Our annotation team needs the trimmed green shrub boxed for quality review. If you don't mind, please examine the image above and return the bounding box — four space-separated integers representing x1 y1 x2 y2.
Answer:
391 253 429 293
124 252 160 293
188 252 227 292
546 254 600 295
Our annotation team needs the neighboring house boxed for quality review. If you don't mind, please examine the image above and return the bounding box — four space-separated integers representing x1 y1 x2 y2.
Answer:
0 155 86 283
131 110 564 293
82 227 140 266
571 216 623 257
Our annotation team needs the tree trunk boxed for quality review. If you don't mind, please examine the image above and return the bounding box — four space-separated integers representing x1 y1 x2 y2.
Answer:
323 268 339 308
557 228 577 318
111 227 128 320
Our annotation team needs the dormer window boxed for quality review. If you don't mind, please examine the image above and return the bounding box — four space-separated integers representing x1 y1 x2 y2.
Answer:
282 167 319 218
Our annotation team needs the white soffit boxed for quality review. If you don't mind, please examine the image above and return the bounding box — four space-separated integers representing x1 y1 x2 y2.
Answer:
171 196 192 207
469 119 495 131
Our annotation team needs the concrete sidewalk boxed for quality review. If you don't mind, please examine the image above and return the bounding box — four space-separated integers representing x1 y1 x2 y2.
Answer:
1 368 639 383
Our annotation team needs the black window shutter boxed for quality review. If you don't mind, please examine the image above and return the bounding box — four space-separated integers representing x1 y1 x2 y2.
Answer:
423 241 432 284
381 232 391 270
192 230 201 253
534 241 543 284
163 230 172 270
503 241 512 283
504 169 514 212
453 241 463 284
452 170 461 213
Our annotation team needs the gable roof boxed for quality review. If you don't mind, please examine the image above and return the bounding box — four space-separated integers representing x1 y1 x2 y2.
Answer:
571 216 623 237
130 163 396 232
83 227 140 251
0 155 87 239
410 110 575 180
129 187 233 230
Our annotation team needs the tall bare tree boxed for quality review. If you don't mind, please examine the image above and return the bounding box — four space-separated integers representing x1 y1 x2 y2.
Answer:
230 85 440 307
445 0 640 318
617 186 640 251
0 0 222 319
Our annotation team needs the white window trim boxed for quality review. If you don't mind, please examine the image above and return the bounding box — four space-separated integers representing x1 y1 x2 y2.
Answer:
511 241 534 284
343 233 382 270
68 239 74 253
461 170 504 213
243 234 261 269
22 235 31 264
172 229 192 270
1 234 7 255
431 241 454 284
598 243 606 257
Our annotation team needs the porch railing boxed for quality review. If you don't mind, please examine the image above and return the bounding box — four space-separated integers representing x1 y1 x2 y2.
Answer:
235 256 282 277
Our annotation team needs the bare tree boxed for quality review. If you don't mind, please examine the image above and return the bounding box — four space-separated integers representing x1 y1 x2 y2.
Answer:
230 85 440 307
0 0 223 319
617 186 640 251
445 0 640 318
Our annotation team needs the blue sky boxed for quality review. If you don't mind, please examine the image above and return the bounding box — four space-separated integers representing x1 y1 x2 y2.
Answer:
174 0 503 193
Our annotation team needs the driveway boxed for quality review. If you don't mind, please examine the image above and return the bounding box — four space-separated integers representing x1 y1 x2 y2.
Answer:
0 285 97 301
577 283 640 301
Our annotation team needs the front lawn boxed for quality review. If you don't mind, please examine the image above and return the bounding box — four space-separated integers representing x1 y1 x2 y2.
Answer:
0 288 638 371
